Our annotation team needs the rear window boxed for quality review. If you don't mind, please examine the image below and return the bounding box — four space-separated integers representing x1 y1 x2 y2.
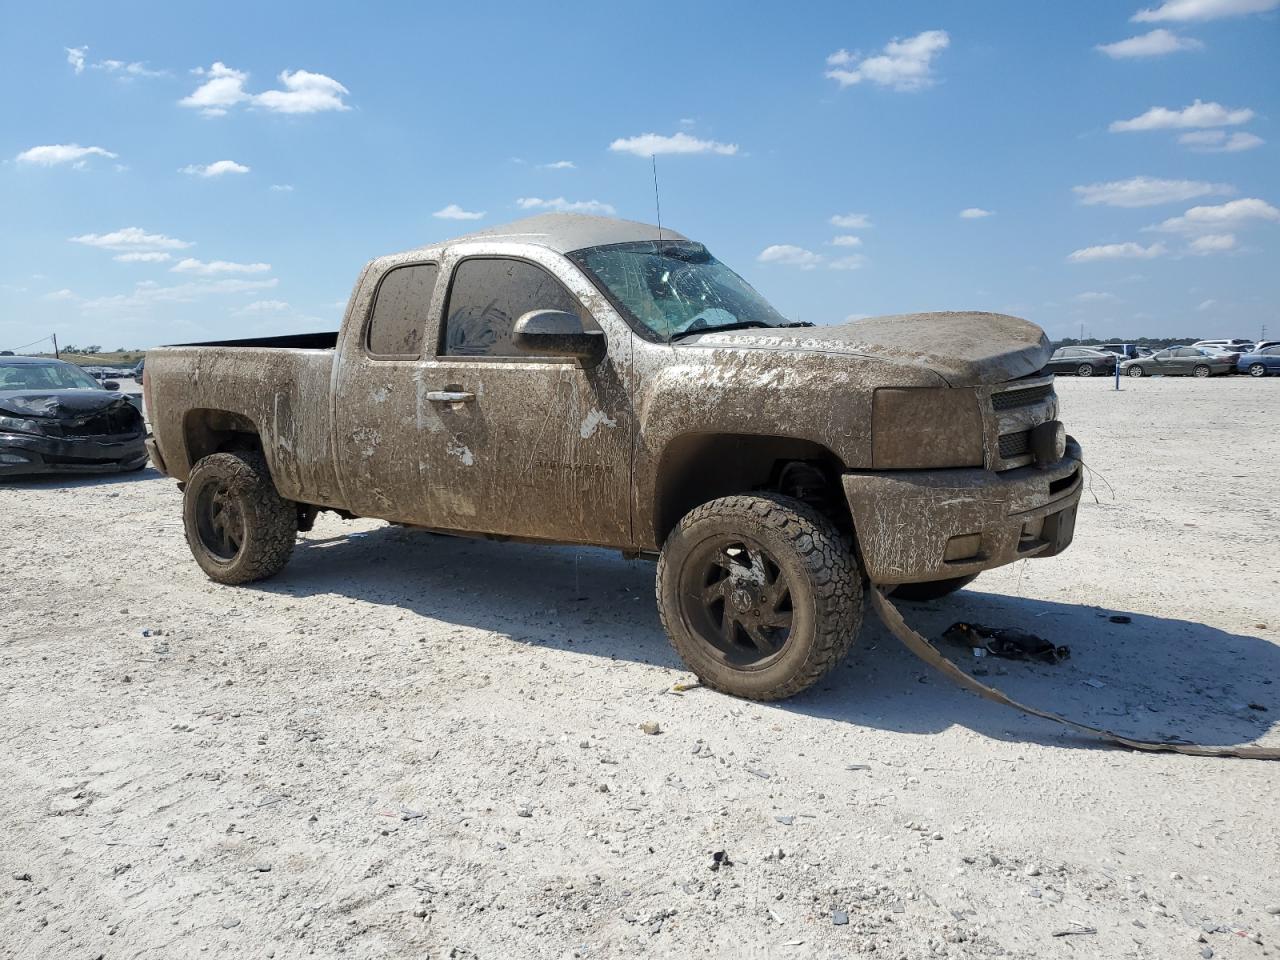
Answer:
367 263 439 358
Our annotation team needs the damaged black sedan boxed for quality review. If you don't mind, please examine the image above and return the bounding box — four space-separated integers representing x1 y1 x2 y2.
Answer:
0 356 147 477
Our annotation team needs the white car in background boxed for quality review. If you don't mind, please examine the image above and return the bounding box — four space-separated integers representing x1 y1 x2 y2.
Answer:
1193 339 1255 353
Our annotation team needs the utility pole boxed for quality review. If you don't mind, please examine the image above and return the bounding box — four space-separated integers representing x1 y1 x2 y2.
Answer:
52 333 59 358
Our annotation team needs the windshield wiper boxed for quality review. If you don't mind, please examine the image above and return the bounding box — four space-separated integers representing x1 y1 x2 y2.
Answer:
669 320 775 342
779 321 815 328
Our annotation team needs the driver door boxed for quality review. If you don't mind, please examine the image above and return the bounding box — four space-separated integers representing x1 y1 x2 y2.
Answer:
414 253 634 546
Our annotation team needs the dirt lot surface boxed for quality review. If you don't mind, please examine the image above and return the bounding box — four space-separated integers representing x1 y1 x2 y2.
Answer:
3 377 1278 960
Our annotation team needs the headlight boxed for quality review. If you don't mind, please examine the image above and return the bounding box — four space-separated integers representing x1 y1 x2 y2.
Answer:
0 415 44 435
871 387 984 468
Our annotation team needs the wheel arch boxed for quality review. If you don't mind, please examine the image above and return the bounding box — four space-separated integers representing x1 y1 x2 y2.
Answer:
181 408 265 476
649 432 853 549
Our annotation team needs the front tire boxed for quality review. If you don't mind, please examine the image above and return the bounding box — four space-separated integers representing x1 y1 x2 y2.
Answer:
656 494 863 701
1076 364 1093 378
1127 365 1145 378
1249 363 1266 378
183 451 297 584
891 573 979 601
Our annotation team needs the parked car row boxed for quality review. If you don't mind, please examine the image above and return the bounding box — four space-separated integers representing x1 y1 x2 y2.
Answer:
1047 342 1280 378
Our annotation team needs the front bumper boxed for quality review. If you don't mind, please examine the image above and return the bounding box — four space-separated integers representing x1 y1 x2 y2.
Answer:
842 437 1083 585
0 430 148 477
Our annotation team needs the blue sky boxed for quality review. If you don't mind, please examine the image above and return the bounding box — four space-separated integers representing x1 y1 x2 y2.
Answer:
2 0 1277 351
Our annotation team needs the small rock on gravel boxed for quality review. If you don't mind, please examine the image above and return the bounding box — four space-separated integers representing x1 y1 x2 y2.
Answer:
640 721 661 735
832 909 849 926
1024 864 1042 877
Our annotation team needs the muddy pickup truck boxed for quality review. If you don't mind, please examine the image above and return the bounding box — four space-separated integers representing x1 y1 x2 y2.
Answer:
145 213 1082 700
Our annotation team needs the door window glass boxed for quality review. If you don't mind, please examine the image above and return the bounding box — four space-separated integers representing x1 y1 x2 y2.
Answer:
441 258 590 357
367 263 439 358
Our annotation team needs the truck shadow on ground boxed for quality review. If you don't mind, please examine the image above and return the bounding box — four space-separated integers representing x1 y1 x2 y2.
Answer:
259 523 1278 753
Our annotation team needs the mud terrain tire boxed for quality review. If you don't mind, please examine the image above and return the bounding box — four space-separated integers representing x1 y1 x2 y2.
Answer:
183 451 297 585
657 494 862 701
890 573 979 601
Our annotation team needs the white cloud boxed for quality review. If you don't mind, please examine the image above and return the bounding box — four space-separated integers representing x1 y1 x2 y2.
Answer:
15 144 118 167
113 252 172 263
66 46 87 74
433 203 485 220
959 207 994 219
237 299 290 313
830 235 863 247
1096 29 1203 57
180 159 250 177
608 132 738 157
830 212 872 229
516 197 617 216
93 59 167 79
255 69 351 114
43 289 78 301
1110 99 1254 132
70 227 193 252
539 160 576 169
1133 0 1278 21
1075 291 1119 302
78 278 279 318
270 183 294 192
1178 130 1265 152
757 245 824 270
825 30 950 91
180 62 350 116
171 258 271 276
1068 241 1168 262
1197 298 1217 310
828 254 867 271
1072 176 1234 208
1151 198 1280 232
179 63 249 116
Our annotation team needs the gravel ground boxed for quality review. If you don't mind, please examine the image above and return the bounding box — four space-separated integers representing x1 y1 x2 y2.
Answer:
2 376 1278 960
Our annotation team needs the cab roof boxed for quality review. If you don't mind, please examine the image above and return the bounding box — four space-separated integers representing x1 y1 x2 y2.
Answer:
425 213 688 256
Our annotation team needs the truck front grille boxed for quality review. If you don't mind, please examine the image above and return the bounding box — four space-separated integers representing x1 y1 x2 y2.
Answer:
991 382 1054 411
998 431 1031 458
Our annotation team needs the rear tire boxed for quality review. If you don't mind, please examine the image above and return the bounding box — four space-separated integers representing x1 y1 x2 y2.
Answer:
1076 364 1093 378
1127 365 1145 378
890 573 979 601
657 494 862 701
183 451 297 585
1193 364 1210 378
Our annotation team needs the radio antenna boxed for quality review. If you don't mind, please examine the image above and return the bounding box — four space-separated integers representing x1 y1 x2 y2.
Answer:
651 154 663 245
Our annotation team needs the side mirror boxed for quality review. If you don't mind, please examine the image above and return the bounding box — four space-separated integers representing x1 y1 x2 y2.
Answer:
103 380 120 391
512 309 605 363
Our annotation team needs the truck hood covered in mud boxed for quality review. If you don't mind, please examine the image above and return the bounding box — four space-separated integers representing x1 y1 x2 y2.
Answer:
0 389 139 421
685 311 1051 386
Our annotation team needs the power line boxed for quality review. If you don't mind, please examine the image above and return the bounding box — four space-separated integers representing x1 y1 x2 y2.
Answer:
2 333 56 354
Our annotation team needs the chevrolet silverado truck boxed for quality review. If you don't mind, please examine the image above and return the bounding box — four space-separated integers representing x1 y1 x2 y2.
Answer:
145 213 1082 701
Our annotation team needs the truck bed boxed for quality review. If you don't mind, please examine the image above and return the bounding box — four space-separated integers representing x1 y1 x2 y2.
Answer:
177 332 339 350
146 338 343 507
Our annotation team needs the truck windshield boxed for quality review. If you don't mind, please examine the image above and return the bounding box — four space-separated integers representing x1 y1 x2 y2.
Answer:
568 240 789 340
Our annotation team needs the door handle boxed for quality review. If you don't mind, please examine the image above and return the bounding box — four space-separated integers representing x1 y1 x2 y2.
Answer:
425 390 475 403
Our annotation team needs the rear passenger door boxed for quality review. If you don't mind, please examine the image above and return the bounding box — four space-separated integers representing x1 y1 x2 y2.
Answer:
415 253 633 546
333 261 443 520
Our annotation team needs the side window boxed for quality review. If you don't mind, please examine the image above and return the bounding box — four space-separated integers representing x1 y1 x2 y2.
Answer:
366 263 439 358
441 258 591 358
